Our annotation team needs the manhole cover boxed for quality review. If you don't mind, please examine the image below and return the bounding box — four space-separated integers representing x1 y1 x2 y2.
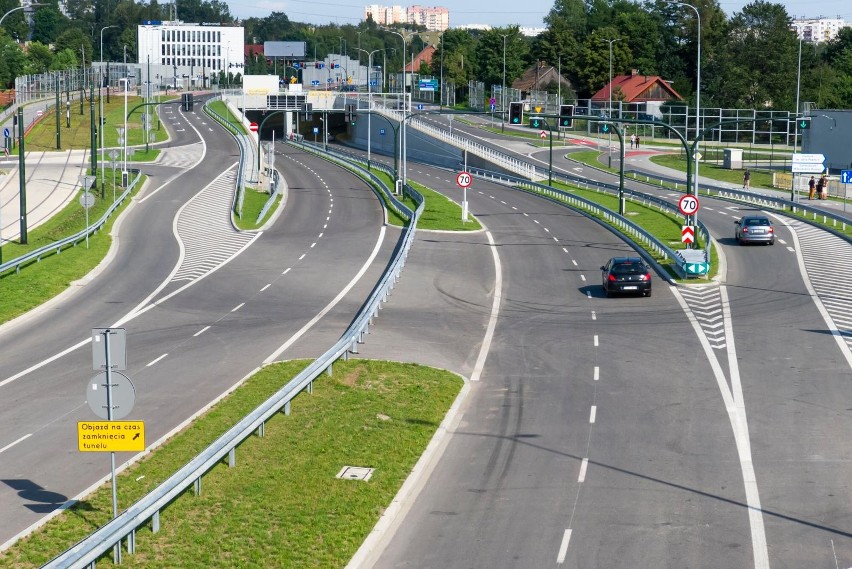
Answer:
336 466 374 482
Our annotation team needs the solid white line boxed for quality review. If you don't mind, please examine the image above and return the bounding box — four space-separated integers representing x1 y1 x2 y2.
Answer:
577 458 588 482
0 433 32 454
231 303 245 312
470 230 503 382
193 326 210 337
556 529 572 564
589 406 597 423
146 354 168 367
260 284 271 292
263 226 387 363
593 335 599 347
593 366 599 381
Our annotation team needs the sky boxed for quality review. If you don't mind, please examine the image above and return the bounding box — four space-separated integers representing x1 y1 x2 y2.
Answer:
227 0 851 29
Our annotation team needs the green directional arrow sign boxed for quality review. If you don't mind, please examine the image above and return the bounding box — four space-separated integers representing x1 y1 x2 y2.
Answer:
686 263 709 275
798 118 811 129
529 117 544 129
601 124 610 133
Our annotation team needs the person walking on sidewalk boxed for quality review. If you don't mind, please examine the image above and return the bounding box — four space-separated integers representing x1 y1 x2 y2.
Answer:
635 135 640 149
808 175 816 199
818 174 828 199
630 133 636 149
743 168 751 189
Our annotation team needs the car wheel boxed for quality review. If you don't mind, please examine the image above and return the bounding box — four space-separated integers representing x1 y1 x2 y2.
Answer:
604 287 612 298
769 240 775 246
644 289 652 297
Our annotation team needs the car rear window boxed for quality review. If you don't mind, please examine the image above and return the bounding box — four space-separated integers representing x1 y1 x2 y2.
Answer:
745 218 770 226
611 263 646 275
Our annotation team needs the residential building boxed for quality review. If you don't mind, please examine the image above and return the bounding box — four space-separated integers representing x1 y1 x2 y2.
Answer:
137 20 245 89
791 16 850 43
364 4 449 31
591 69 683 119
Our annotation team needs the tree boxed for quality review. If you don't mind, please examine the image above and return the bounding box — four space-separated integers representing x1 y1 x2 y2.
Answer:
54 28 92 65
0 0 29 42
577 27 632 98
473 27 527 91
0 35 25 87
50 48 79 71
717 1 799 109
31 5 68 45
174 0 232 23
24 41 53 74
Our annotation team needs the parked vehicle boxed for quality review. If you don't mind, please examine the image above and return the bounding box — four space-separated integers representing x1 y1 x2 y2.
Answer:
734 215 775 245
600 257 652 297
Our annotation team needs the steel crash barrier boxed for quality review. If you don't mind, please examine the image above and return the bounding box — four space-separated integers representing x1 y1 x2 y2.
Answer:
42 146 424 569
466 165 711 278
203 98 252 218
0 170 142 277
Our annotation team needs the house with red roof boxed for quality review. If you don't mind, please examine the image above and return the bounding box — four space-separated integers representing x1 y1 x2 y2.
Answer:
591 69 683 118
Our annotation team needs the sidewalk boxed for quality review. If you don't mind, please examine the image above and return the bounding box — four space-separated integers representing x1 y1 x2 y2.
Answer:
0 149 90 244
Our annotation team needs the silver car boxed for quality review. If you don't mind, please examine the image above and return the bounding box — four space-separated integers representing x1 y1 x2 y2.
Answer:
735 215 775 245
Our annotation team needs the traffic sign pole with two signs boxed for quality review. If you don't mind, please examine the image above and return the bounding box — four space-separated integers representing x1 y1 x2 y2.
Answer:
678 195 700 248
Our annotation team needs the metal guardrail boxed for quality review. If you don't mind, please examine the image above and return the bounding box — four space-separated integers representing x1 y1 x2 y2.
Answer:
466 166 708 275
42 145 424 569
255 169 280 225
203 98 247 217
0 170 142 276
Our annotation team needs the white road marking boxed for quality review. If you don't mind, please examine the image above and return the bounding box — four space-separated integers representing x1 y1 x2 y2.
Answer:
146 354 168 367
593 335 599 347
0 433 32 454
593 366 599 381
787 246 795 252
523 212 529 217
231 303 245 312
589 406 597 423
563 247 569 253
591 311 596 321
556 529 572 564
193 326 210 337
298 254 306 260
471 230 503 382
311 242 317 248
282 268 291 275
577 458 589 482
572 259 578 266
318 232 324 238
264 227 388 363
260 284 271 292
580 275 586 282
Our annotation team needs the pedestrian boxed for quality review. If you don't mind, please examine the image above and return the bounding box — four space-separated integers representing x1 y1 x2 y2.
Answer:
630 133 636 149
635 135 640 149
818 174 828 199
808 175 816 199
743 168 751 189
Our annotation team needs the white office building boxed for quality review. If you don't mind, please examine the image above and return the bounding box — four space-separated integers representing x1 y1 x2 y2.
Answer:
791 16 850 43
137 20 245 90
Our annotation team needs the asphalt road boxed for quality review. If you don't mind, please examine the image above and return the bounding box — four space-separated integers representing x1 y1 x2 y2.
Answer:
0 107 394 547
335 127 852 568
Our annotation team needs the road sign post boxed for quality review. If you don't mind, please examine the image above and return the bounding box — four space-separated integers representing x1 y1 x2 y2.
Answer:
678 195 700 249
456 170 472 222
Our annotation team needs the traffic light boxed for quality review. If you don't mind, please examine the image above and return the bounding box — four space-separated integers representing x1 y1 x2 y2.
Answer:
345 103 357 125
529 115 545 129
798 117 811 130
559 104 574 128
508 102 523 125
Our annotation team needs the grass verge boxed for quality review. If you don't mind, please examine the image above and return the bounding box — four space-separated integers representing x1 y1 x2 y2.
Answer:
206 101 247 135
0 174 145 325
0 359 463 568
406 181 482 231
649 154 775 189
233 187 281 231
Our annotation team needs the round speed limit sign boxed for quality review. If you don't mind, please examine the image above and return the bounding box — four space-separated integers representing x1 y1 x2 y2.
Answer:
678 195 700 216
456 171 472 189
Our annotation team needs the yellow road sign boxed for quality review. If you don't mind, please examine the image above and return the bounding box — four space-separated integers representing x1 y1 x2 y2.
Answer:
78 421 145 452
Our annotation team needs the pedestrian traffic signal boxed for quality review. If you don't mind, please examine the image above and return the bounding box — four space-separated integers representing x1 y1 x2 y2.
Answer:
508 102 523 125
559 104 574 128
798 117 811 130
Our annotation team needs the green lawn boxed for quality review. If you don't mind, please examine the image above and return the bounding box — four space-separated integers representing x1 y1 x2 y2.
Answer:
233 187 281 230
0 359 462 568
22 94 170 161
206 100 247 135
649 154 774 189
0 174 144 324
406 181 482 231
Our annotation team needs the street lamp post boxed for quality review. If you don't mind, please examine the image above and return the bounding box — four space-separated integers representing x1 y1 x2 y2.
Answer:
385 29 409 189
99 25 116 198
668 0 701 206
501 33 508 131
605 38 620 168
123 45 128 186
357 48 383 171
0 3 43 27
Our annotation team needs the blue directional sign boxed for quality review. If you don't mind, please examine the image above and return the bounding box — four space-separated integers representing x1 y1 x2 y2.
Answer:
841 169 852 184
416 103 425 111
601 124 610 134
369 80 377 86
379 128 386 135
3 128 8 138
311 80 320 86
313 127 319 134
327 78 333 83
490 103 496 112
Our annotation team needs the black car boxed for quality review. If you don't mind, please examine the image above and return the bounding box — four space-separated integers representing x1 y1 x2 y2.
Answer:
601 257 653 297
734 215 775 245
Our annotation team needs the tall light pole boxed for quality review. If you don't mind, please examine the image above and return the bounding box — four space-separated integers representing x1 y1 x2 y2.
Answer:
605 38 620 168
501 33 509 128
385 29 409 188
122 44 128 185
100 25 116 198
438 31 444 108
0 3 43 27
668 0 701 199
356 48 382 170
794 36 802 151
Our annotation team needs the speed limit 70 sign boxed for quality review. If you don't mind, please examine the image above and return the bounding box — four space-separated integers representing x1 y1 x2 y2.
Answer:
678 195 700 216
456 171 472 188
